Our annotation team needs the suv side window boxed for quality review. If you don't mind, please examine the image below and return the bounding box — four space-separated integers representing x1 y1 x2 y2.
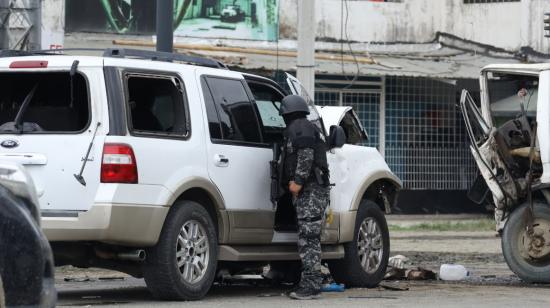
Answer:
203 77 262 144
247 81 286 144
125 73 189 137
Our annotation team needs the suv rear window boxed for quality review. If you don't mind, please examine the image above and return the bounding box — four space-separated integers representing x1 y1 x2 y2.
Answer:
0 72 90 133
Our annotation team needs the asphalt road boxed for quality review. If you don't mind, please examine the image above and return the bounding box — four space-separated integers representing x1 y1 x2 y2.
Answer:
55 218 550 307
56 278 550 308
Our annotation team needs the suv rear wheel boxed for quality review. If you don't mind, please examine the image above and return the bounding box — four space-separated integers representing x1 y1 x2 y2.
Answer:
0 275 5 308
328 200 390 287
143 200 218 300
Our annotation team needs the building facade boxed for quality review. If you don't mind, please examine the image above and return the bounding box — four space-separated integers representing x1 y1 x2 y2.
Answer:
39 0 550 212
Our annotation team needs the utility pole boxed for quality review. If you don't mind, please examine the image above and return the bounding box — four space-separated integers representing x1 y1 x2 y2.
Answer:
156 0 174 52
297 0 316 96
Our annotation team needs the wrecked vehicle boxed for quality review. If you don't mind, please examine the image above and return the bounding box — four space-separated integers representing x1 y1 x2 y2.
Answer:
461 63 550 283
0 49 401 300
220 5 245 23
0 161 56 307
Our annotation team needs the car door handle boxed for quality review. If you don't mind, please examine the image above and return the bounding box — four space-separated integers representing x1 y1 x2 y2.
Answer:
214 154 229 167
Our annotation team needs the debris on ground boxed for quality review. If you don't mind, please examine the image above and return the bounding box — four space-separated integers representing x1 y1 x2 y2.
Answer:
379 282 410 291
98 276 125 281
407 267 437 280
321 283 345 292
439 264 469 281
63 277 92 282
385 254 437 281
388 255 410 269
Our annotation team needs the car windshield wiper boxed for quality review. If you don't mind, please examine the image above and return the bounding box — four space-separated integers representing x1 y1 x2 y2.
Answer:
13 83 39 134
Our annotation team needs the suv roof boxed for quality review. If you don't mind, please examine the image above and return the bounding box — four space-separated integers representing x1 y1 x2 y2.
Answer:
482 63 550 74
0 48 228 70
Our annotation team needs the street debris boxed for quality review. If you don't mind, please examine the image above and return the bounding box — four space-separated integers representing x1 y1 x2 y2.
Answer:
321 283 345 292
388 255 409 269
379 282 410 291
64 277 92 282
385 255 437 281
439 264 469 281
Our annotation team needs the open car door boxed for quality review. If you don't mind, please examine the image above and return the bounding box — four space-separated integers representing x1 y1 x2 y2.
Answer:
460 89 519 209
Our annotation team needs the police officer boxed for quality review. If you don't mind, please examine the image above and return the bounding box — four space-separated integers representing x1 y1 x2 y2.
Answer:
279 95 330 300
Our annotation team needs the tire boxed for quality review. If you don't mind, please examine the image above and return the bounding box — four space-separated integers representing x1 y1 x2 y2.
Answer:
502 202 550 283
0 276 5 308
328 200 390 287
143 200 218 300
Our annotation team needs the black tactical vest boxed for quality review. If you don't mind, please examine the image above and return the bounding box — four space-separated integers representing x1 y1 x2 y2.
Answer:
281 118 329 186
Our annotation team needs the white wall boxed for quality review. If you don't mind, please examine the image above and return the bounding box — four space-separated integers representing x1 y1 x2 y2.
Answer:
40 0 64 49
280 0 550 53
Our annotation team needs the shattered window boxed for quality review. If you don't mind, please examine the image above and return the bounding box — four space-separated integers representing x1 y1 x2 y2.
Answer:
487 73 538 127
0 72 90 134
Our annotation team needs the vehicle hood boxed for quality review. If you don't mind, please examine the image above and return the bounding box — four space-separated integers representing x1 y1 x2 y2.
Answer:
317 105 352 132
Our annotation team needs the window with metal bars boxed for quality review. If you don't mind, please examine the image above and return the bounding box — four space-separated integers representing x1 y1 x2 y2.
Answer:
384 77 478 190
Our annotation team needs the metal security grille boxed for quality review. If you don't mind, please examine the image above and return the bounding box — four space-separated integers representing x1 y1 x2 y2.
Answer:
385 77 477 190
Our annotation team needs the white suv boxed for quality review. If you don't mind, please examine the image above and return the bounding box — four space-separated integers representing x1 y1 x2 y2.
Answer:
0 49 401 300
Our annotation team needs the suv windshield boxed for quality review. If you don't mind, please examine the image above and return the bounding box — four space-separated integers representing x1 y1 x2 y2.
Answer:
0 72 90 134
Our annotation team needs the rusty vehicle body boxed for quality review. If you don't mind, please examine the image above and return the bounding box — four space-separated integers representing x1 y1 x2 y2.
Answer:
461 63 550 283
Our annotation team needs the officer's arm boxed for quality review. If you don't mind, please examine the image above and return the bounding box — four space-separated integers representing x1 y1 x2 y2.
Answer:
294 147 315 185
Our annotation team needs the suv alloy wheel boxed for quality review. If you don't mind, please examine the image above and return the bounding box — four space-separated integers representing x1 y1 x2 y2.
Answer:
328 200 390 287
143 200 218 300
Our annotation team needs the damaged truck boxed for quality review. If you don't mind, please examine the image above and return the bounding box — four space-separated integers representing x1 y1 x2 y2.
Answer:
461 63 550 283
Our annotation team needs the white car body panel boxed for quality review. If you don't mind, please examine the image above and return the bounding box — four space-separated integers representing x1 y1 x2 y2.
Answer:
317 106 352 132
537 70 550 184
194 67 272 213
0 58 108 212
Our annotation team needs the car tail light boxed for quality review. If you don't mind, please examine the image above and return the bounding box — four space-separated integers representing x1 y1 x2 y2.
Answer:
9 60 48 68
101 143 138 184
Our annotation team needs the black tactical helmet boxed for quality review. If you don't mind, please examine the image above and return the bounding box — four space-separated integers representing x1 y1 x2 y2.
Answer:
279 95 310 116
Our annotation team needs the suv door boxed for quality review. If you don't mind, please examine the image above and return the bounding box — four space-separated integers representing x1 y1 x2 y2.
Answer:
460 89 518 208
200 75 274 244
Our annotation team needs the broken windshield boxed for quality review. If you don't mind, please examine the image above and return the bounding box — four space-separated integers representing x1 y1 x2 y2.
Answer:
487 72 538 128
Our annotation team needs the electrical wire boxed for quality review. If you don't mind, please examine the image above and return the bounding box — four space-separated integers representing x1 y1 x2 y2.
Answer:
341 0 361 90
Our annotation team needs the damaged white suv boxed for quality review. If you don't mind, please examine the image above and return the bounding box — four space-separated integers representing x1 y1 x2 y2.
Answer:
0 49 401 300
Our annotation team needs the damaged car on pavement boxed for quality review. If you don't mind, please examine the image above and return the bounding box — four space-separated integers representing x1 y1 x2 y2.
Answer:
461 63 550 283
0 49 401 301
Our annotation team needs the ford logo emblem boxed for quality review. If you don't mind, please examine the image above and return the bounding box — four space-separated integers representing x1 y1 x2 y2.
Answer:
0 139 19 148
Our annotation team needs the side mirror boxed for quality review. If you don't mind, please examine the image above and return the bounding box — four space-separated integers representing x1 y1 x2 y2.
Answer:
328 125 346 149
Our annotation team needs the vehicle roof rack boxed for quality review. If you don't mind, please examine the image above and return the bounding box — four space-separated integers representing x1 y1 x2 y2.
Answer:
104 48 228 69
0 48 228 69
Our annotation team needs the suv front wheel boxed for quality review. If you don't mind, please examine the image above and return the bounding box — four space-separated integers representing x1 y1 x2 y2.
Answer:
328 200 390 287
143 200 218 300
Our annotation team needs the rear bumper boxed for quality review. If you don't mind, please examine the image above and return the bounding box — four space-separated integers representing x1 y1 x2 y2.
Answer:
42 203 169 246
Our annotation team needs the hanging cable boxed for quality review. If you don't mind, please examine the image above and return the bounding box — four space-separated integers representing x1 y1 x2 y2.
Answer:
341 0 360 90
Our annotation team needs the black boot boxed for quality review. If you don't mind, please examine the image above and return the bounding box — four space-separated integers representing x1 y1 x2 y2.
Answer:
288 287 321 300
